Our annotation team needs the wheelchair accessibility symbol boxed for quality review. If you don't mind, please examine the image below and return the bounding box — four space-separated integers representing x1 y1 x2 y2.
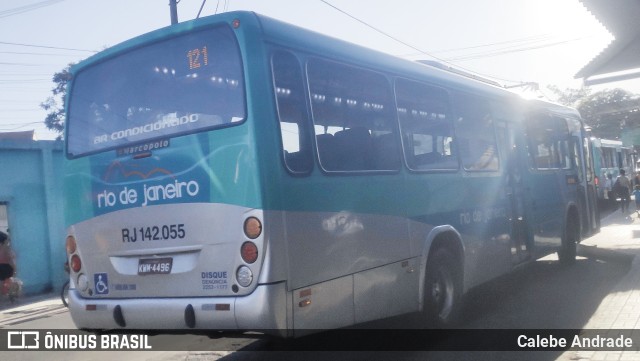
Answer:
94 273 109 295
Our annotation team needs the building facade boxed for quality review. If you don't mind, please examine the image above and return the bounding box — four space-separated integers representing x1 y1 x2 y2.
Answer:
0 138 66 295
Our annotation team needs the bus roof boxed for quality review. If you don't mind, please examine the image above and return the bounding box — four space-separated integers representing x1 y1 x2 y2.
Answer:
70 11 581 120
597 138 624 147
256 12 519 99
256 13 583 119
526 98 582 118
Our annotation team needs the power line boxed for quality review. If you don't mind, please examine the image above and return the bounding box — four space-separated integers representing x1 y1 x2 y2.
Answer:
0 109 42 112
318 0 443 62
0 73 54 76
445 37 589 62
317 0 544 87
0 98 37 100
0 80 50 84
400 34 555 57
431 34 556 55
0 62 42 66
0 122 40 126
0 41 97 53
0 50 81 57
0 0 65 19
197 0 207 18
317 0 516 85
0 122 43 131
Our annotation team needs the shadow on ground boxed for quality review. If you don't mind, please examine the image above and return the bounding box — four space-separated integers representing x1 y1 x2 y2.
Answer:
218 247 631 361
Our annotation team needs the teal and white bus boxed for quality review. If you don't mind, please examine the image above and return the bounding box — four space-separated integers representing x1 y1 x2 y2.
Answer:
63 11 599 336
591 138 634 199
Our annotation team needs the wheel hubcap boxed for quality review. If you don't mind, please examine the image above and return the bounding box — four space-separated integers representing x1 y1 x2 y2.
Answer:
431 269 453 319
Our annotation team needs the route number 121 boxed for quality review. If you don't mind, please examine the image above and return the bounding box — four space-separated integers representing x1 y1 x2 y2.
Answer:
187 46 208 70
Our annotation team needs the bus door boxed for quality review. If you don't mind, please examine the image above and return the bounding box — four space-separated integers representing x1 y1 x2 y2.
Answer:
522 113 569 256
576 127 600 235
496 120 530 265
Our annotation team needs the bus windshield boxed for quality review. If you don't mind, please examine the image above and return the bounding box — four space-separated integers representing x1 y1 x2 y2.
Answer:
66 25 245 158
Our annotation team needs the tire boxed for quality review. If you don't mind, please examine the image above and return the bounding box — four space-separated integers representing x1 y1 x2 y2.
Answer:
7 278 21 303
558 216 579 266
61 281 70 307
423 248 463 327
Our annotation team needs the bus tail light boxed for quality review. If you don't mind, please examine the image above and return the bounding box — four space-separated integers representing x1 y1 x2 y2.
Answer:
241 241 258 263
70 254 82 273
66 235 77 255
243 217 262 239
236 266 253 287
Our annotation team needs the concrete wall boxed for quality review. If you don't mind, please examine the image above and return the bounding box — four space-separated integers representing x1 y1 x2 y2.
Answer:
0 139 65 295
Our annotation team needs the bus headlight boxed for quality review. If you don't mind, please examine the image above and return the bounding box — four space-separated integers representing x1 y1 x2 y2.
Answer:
236 266 253 287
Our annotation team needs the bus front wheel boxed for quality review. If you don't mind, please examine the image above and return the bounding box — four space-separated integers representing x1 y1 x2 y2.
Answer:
423 248 462 327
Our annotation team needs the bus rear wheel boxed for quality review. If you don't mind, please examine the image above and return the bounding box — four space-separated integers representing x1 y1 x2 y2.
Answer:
423 248 462 327
558 216 579 266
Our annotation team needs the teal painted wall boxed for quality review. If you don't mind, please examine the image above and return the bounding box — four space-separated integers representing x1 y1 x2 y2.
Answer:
0 139 65 295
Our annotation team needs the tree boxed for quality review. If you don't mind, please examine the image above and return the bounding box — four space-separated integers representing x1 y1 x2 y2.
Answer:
547 85 591 108
578 88 640 140
548 86 640 140
40 64 73 139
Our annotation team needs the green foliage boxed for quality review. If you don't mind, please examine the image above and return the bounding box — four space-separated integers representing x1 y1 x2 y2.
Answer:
547 85 591 108
40 64 73 139
548 85 640 140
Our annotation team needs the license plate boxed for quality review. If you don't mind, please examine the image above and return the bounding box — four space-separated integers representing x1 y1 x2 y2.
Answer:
138 257 173 275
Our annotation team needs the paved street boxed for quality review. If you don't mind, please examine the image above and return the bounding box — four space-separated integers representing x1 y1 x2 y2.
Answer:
559 209 640 361
2 209 640 360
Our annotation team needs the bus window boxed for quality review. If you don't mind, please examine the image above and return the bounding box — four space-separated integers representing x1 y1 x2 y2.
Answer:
584 137 594 182
395 79 456 171
307 59 400 172
602 147 616 168
272 51 313 173
453 93 499 171
526 114 570 170
67 25 245 158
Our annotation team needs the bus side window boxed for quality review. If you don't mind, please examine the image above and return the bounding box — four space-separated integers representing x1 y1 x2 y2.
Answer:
272 51 313 174
395 79 456 171
307 58 401 172
526 114 570 170
452 93 499 171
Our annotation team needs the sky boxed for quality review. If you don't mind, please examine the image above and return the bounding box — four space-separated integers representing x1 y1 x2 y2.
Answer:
0 0 634 140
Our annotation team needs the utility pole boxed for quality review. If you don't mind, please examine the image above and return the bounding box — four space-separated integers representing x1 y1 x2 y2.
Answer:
169 0 178 25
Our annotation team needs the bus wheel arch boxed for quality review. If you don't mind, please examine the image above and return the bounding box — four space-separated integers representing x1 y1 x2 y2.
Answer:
558 206 581 266
421 229 464 327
